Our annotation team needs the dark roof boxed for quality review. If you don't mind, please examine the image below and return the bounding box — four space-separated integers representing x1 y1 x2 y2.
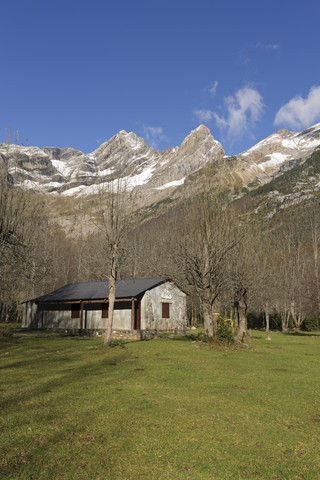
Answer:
31 277 166 303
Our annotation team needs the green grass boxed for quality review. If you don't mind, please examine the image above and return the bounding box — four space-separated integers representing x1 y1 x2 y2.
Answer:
1 328 320 479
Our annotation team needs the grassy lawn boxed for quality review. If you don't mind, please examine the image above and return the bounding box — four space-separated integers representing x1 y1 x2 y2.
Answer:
1 328 320 480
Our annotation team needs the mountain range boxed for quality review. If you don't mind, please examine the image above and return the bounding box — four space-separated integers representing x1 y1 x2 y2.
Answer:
1 123 320 227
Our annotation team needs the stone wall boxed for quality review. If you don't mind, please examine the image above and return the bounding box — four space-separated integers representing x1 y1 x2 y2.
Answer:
140 282 186 332
22 302 132 331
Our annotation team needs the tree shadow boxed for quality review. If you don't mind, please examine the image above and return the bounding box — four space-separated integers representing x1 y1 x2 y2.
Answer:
285 331 320 337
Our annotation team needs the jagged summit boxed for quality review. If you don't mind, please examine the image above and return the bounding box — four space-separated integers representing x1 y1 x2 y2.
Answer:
0 125 225 199
188 124 211 136
1 123 320 209
181 124 215 145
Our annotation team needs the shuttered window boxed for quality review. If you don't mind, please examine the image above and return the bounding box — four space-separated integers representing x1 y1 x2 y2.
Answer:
71 304 80 319
101 303 108 318
162 302 170 319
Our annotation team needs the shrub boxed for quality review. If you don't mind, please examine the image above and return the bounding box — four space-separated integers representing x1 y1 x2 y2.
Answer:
108 339 126 348
217 316 234 344
288 315 295 330
0 302 21 323
246 311 288 331
270 313 282 331
0 325 13 337
187 332 212 343
301 315 319 332
247 312 264 329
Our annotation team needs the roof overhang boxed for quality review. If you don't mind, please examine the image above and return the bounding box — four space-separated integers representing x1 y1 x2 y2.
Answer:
35 297 137 305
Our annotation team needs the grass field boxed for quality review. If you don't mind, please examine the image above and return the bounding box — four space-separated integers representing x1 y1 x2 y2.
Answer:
1 328 320 480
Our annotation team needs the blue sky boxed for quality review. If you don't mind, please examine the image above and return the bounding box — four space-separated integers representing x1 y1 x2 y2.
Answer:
1 0 320 155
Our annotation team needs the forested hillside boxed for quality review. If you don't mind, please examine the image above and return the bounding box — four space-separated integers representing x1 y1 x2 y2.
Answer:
1 137 320 335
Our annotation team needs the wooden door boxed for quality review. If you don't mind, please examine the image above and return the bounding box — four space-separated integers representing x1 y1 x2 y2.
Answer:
134 302 141 330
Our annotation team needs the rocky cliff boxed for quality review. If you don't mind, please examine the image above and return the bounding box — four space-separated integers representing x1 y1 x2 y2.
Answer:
1 123 320 213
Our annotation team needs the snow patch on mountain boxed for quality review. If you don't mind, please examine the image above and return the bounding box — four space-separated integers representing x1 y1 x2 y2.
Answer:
124 167 155 190
51 159 72 176
61 185 90 196
155 178 186 190
97 167 114 177
253 152 291 171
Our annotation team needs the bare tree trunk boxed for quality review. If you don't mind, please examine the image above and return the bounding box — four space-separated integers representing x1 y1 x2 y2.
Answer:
191 303 195 327
297 313 302 329
203 300 213 336
232 305 238 332
265 301 271 340
290 300 301 330
202 242 216 336
281 310 290 332
104 248 117 345
234 288 249 342
202 287 219 337
211 301 220 336
104 276 115 345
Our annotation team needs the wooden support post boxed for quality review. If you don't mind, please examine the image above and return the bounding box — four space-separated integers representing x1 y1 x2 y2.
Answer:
80 301 84 330
131 298 135 331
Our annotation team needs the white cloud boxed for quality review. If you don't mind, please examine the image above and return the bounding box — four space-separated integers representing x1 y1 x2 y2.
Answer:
194 81 218 122
193 109 214 122
213 86 264 141
253 43 279 50
142 125 167 149
274 86 320 130
208 80 218 96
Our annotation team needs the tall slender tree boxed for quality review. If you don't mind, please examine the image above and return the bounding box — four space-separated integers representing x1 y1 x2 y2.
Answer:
93 181 132 345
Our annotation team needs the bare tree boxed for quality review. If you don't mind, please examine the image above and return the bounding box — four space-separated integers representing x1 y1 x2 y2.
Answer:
269 210 309 331
93 180 132 345
237 224 278 339
0 145 43 319
308 203 320 328
222 219 269 341
163 195 241 336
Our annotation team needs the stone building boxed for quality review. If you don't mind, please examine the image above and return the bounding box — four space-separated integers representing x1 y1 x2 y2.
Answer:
22 277 187 336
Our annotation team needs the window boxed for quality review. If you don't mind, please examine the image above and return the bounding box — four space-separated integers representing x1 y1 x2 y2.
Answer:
71 303 80 319
162 302 170 319
101 303 108 319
